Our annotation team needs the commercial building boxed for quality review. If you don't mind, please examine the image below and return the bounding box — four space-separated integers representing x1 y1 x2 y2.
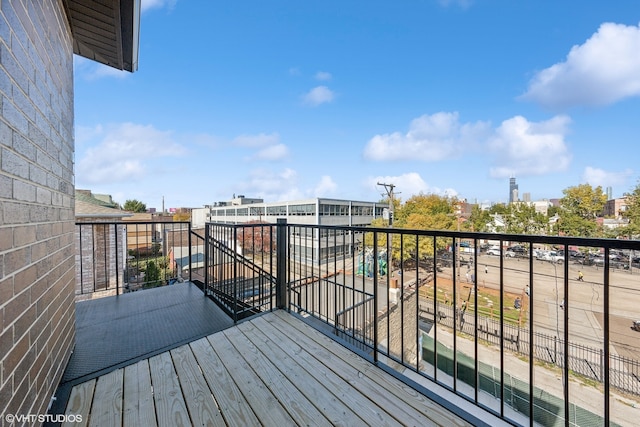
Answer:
195 196 389 264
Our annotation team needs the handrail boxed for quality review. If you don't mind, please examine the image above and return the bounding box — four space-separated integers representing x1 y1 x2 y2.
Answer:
205 220 640 427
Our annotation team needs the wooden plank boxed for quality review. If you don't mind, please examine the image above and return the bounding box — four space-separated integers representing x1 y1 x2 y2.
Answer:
236 319 366 427
272 310 472 427
205 333 297 426
170 344 225 427
63 379 96 427
250 315 405 426
189 337 261 427
89 369 123 427
123 360 157 427
148 351 191 427
223 326 330 427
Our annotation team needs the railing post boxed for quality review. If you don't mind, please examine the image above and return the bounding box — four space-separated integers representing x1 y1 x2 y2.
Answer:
115 223 120 295
188 221 192 284
204 223 210 296
276 218 287 310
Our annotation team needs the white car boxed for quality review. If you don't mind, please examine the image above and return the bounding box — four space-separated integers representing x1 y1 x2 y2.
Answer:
538 250 564 263
486 246 501 256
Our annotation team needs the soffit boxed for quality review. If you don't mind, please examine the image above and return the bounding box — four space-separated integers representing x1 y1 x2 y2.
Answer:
64 0 140 72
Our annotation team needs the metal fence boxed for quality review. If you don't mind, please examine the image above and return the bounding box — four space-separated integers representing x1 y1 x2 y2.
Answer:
75 221 192 297
423 298 640 396
203 220 640 427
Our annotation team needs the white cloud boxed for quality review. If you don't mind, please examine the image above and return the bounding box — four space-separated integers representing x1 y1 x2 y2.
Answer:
366 173 457 199
582 166 634 189
315 71 332 81
313 176 337 196
141 0 177 12
255 144 289 161
488 115 572 178
302 86 335 106
233 133 280 147
76 123 186 184
521 22 640 109
364 112 490 162
238 168 303 201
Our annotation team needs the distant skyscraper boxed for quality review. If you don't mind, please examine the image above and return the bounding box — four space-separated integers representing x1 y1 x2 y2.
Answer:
509 177 519 203
523 192 531 202
606 186 613 200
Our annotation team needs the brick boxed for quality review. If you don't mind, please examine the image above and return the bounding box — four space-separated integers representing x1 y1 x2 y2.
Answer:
1 148 29 179
13 178 36 202
0 327 13 360
12 224 36 247
12 132 36 161
0 173 12 198
3 289 31 326
0 275 13 306
14 264 37 295
0 373 14 416
3 331 28 377
3 246 31 276
0 227 12 251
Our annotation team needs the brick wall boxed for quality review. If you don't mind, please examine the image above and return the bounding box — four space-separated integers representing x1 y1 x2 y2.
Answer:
0 0 76 418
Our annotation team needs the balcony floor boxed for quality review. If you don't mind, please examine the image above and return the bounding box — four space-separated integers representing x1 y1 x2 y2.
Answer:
52 282 234 416
61 310 474 426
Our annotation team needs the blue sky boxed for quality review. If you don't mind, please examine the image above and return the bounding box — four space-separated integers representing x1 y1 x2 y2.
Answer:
74 0 640 211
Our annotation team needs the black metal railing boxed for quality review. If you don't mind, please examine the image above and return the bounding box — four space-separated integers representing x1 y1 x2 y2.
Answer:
204 222 277 322
75 221 192 297
204 220 640 427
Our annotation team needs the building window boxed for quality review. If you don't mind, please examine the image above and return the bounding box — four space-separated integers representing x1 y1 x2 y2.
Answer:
267 205 287 216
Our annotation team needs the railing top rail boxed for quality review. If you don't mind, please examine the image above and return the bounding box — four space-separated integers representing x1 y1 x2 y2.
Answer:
76 220 190 226
208 221 640 250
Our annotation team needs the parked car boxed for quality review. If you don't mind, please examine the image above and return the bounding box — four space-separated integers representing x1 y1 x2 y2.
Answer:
504 250 516 258
508 245 528 255
538 250 564 263
486 246 501 256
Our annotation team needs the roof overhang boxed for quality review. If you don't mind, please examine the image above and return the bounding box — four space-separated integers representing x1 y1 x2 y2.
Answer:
63 0 140 72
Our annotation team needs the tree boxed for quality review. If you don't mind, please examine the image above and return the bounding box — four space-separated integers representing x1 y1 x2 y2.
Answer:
123 199 147 213
621 180 640 238
173 212 191 222
503 202 548 235
145 261 161 287
557 184 607 237
468 205 491 232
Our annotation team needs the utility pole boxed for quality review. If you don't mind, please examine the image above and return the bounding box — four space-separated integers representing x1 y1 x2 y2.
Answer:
377 182 398 226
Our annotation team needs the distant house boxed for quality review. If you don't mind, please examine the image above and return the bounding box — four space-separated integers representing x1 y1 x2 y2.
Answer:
75 191 132 298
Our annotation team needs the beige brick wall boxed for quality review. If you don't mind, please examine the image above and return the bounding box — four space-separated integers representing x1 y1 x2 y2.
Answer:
0 0 76 418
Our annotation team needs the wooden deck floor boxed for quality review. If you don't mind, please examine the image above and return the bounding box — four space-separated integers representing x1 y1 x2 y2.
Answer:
63 310 472 427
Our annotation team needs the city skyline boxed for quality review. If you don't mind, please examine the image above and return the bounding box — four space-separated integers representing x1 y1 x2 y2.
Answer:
73 1 640 211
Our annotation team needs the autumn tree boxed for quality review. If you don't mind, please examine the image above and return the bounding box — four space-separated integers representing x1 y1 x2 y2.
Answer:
173 212 191 222
557 184 607 237
123 199 147 213
620 180 640 238
385 193 460 264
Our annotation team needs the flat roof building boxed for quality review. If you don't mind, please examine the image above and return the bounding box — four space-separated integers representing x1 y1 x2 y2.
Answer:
194 197 388 228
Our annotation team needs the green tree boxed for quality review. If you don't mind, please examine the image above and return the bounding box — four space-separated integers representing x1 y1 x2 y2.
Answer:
621 180 640 238
389 193 459 263
557 184 607 237
123 199 147 213
468 205 492 232
503 202 548 235
145 261 161 287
